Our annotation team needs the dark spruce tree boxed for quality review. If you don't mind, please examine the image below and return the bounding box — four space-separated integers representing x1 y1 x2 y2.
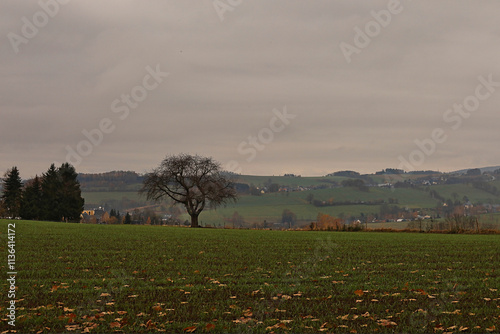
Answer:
20 176 43 220
41 164 63 221
1 167 23 218
124 212 132 225
58 163 85 222
40 163 84 222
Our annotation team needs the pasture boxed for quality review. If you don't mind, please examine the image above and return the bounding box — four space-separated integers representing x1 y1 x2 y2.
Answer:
0 220 499 333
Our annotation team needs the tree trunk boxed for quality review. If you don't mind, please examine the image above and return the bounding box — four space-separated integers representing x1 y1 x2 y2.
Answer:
190 214 200 228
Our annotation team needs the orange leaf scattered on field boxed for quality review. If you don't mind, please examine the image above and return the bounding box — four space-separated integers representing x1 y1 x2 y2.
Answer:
266 322 290 331
145 320 156 329
65 325 80 331
354 289 364 296
152 305 162 311
243 309 253 317
184 326 197 332
110 322 121 328
206 323 216 331
378 319 397 327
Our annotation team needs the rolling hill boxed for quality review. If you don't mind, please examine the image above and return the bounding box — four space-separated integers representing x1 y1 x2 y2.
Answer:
79 167 500 228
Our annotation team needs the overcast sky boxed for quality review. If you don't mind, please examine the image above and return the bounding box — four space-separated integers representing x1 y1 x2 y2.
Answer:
1 0 500 179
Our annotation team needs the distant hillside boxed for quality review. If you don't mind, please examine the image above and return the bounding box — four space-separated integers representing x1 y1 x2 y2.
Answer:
78 168 500 226
452 166 500 175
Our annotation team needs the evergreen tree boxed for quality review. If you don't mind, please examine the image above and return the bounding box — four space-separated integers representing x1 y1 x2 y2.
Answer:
58 163 84 222
20 176 43 220
1 167 23 218
41 164 62 221
39 163 84 222
124 212 132 224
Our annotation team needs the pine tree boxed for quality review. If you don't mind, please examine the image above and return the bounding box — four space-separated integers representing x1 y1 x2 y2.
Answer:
41 164 62 221
1 167 23 218
39 163 84 222
124 212 132 225
20 176 43 220
58 163 84 222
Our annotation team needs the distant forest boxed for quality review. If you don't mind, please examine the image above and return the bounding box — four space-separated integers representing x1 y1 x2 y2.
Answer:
78 171 144 191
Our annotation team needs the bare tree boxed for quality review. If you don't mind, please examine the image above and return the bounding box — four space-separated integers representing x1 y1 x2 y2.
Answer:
140 154 237 227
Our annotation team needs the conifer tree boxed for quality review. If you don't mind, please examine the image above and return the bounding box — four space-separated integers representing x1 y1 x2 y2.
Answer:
58 163 84 222
41 164 62 221
1 167 23 218
39 163 84 222
20 176 43 220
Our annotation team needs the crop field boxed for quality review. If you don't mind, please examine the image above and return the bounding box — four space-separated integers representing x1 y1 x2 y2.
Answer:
1 220 499 333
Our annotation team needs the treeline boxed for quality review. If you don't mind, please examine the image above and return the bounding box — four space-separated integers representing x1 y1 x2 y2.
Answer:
0 164 84 222
341 179 369 191
78 171 144 191
313 198 386 207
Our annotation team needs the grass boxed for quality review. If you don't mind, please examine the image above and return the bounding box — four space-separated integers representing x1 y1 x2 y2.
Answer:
1 220 499 333
430 184 500 205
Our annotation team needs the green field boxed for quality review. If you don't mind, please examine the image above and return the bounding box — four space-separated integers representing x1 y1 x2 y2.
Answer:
199 187 440 225
1 220 499 333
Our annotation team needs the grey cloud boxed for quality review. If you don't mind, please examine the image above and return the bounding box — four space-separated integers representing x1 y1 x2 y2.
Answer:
1 0 500 178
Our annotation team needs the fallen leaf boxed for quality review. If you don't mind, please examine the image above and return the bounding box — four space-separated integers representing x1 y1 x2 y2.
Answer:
184 326 197 332
354 289 364 296
206 323 216 331
378 319 397 327
65 325 81 331
110 322 121 328
145 320 156 329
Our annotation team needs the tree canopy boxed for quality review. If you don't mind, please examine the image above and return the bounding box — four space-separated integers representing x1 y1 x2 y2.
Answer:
141 154 237 227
